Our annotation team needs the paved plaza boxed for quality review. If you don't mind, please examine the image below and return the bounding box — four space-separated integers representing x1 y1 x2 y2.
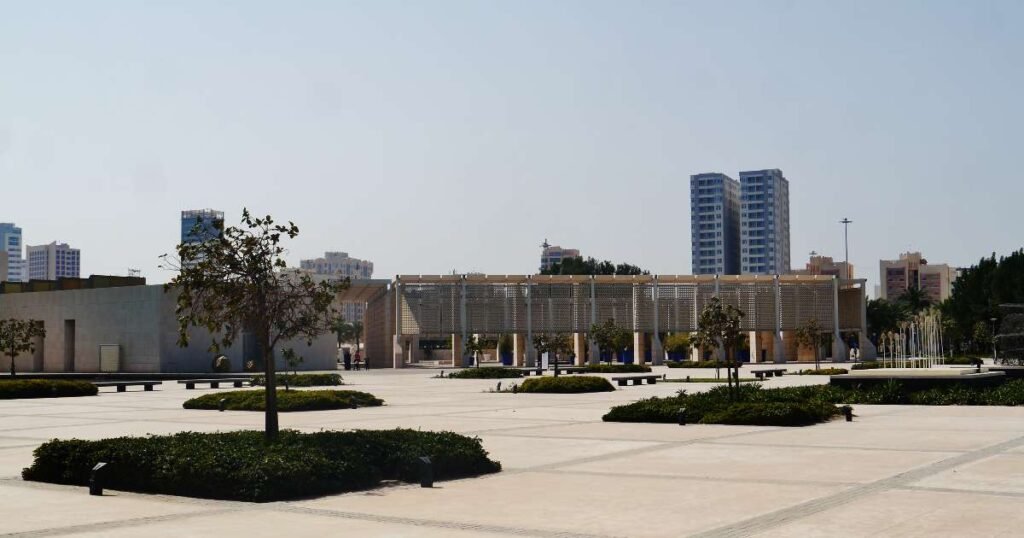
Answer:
2 367 1023 537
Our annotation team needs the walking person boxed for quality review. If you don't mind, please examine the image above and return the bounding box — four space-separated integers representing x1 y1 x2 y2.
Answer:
343 348 352 371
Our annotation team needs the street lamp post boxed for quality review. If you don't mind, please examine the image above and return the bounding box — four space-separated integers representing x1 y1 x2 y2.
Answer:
990 317 998 362
839 218 852 280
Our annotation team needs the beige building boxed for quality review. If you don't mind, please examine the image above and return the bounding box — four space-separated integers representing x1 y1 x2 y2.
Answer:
792 253 853 279
540 241 580 272
879 252 958 303
300 251 374 322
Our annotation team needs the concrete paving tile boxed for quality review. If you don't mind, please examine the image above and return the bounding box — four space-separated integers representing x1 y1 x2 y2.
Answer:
304 415 557 434
0 445 36 477
754 489 1024 537
297 471 845 538
0 483 215 534
0 415 116 432
562 442 958 484
489 421 766 443
477 434 658 470
912 453 1024 494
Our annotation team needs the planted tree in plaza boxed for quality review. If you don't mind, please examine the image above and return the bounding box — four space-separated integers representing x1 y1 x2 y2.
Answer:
0 319 46 376
693 298 745 399
663 332 691 361
464 335 486 367
533 332 572 375
162 209 346 441
589 319 632 364
331 317 364 353
795 319 829 371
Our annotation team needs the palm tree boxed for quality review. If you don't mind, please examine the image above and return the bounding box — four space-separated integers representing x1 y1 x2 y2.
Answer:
331 317 363 353
898 287 932 314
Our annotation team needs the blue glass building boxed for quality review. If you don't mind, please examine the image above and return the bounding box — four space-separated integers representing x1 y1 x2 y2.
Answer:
739 169 790 275
690 173 741 275
180 209 224 244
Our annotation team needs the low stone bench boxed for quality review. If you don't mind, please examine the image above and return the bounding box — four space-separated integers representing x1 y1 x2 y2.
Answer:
93 381 162 392
177 378 252 390
610 375 659 387
753 369 786 380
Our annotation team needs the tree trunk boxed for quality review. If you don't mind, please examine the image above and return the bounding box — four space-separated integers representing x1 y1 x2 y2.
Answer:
262 335 279 441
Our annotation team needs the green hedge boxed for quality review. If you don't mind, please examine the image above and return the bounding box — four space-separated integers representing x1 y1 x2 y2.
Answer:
252 373 343 387
519 376 615 393
0 380 98 399
604 380 1024 426
851 361 882 370
22 429 501 502
446 367 523 379
603 384 841 426
183 389 382 411
584 364 651 373
665 360 740 369
798 368 848 375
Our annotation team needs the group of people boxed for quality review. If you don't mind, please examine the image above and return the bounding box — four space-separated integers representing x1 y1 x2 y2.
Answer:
341 348 368 371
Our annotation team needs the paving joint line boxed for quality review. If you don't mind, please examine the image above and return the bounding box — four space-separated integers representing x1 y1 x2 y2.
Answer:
273 504 621 538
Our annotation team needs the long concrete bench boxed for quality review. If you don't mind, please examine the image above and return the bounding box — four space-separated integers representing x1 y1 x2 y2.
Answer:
177 378 252 389
753 369 786 380
610 375 659 386
93 381 162 392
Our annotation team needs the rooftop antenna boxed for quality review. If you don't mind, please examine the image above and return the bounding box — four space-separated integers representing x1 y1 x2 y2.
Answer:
541 239 550 249
127 268 141 278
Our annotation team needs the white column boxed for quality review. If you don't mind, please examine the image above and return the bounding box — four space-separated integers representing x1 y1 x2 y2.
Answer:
831 277 848 362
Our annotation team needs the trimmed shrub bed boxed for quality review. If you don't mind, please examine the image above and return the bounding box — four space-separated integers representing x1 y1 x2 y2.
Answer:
519 376 615 393
798 368 848 375
0 380 98 399
252 373 343 387
851 361 882 370
584 364 651 373
22 429 501 502
183 389 382 411
447 367 523 379
604 380 1024 426
603 384 842 426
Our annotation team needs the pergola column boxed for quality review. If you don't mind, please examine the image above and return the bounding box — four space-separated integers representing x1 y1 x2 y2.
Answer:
773 275 786 363
573 333 586 366
588 277 599 365
451 334 462 368
832 277 848 362
651 277 664 365
512 333 526 367
392 281 404 368
633 332 646 365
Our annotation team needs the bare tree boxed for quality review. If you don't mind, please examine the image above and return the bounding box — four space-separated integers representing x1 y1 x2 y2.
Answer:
161 209 345 440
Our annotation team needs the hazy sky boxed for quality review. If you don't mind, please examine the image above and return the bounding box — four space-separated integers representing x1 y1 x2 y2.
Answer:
2 1 1022 295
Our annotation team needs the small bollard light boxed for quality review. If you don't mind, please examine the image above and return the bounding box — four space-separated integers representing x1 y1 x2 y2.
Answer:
89 462 107 496
686 375 691 382
677 407 687 426
843 406 854 422
662 374 666 381
440 370 445 378
418 456 434 488
218 398 227 412
512 383 518 395
496 381 501 392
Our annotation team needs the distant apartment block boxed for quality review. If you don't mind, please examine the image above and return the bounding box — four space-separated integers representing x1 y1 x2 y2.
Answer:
300 252 374 322
0 251 7 282
739 169 790 275
539 242 580 272
27 242 81 280
0 223 26 282
879 252 958 303
690 173 741 275
791 253 853 279
180 209 224 244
